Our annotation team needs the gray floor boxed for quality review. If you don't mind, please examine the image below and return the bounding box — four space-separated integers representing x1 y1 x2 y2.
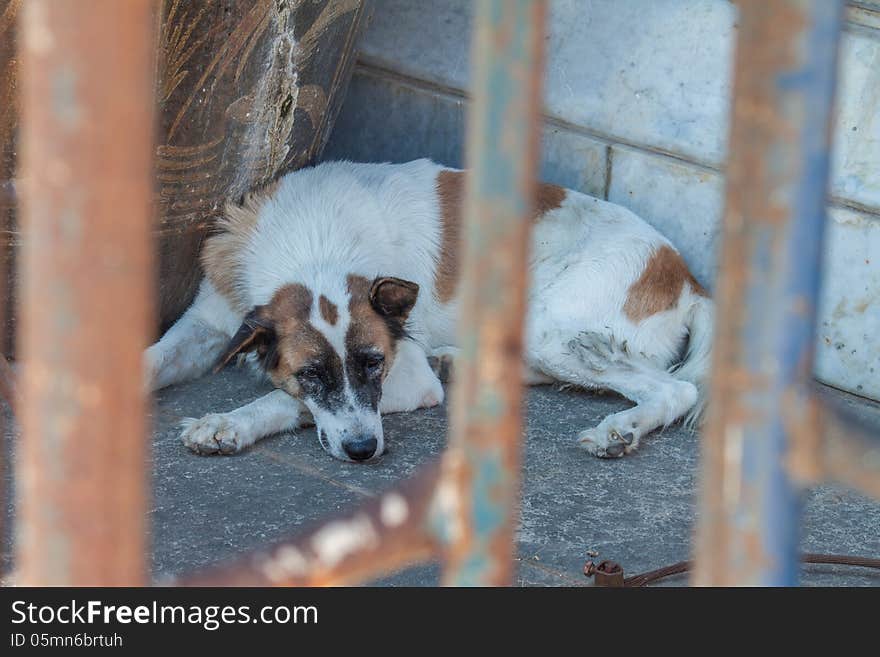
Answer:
4 368 880 586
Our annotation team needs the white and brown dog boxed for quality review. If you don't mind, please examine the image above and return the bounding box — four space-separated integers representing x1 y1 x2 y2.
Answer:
146 159 712 462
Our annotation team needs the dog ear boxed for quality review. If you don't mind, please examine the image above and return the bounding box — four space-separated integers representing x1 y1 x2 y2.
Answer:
369 276 419 321
214 307 276 373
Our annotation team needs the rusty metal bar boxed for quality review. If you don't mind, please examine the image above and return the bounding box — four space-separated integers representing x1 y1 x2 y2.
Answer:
16 0 155 585
438 0 545 586
0 0 13 578
175 462 441 586
694 0 845 586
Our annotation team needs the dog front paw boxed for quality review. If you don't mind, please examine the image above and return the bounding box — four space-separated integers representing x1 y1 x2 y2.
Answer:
180 414 249 455
419 376 445 409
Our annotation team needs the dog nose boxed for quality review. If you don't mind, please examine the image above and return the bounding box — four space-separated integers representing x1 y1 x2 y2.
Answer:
343 436 378 461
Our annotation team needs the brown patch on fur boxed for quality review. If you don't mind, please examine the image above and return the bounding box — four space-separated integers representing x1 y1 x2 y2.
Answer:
535 182 567 215
346 275 395 370
216 282 347 398
434 170 568 303
233 283 326 396
689 272 709 298
319 295 338 325
200 180 280 313
264 283 322 388
623 245 708 322
435 171 463 304
268 283 312 323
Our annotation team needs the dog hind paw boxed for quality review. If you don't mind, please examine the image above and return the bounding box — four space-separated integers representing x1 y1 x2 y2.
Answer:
577 426 636 459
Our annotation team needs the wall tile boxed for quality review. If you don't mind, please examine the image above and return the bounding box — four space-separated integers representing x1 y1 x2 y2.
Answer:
816 207 880 399
357 0 880 213
325 72 608 196
831 31 880 212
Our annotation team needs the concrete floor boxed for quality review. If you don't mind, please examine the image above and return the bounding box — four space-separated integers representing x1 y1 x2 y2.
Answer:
4 368 880 586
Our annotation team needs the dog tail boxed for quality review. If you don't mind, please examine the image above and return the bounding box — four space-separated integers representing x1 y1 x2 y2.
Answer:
670 292 714 427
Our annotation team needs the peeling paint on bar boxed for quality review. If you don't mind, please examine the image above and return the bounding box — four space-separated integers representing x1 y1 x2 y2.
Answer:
310 514 380 567
694 0 846 587
380 493 409 527
439 0 545 586
174 461 442 586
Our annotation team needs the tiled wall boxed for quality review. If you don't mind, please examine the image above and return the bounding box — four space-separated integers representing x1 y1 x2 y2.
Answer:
324 0 880 400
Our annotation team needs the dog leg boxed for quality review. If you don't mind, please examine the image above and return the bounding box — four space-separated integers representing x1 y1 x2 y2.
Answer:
380 339 444 414
427 346 458 384
180 389 311 455
145 279 240 391
535 331 698 458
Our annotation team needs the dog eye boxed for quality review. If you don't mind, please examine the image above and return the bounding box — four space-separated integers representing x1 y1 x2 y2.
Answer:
363 353 385 373
296 366 321 381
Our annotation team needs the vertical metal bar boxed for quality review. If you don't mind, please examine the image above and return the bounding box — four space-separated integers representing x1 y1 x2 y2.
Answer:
694 0 844 586
440 0 545 586
0 0 17 579
17 0 155 585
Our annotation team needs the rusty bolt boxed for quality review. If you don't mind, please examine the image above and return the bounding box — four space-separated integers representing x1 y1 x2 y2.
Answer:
594 560 624 587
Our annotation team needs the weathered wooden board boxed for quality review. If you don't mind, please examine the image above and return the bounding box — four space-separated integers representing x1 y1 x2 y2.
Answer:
0 0 373 350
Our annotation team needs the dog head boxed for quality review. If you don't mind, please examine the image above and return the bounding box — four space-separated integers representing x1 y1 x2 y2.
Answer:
216 275 418 462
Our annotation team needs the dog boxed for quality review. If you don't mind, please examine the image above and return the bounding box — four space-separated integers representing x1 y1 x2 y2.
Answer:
145 159 713 462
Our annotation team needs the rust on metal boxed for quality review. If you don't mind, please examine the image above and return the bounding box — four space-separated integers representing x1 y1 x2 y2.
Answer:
1 0 21 355
0 0 15 577
175 462 442 586
437 0 546 586
783 384 824 486
592 560 625 587
694 0 845 586
16 0 155 585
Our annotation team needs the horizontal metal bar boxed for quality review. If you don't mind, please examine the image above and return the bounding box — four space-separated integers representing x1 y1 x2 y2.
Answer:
174 462 442 586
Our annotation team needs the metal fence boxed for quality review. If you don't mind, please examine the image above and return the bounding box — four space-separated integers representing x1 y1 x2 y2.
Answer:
6 0 879 587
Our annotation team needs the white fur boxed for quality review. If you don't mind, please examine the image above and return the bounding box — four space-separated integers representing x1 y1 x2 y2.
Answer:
147 159 713 461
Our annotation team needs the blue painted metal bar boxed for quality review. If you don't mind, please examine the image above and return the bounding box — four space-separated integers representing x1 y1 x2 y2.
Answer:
439 0 546 586
694 0 845 586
